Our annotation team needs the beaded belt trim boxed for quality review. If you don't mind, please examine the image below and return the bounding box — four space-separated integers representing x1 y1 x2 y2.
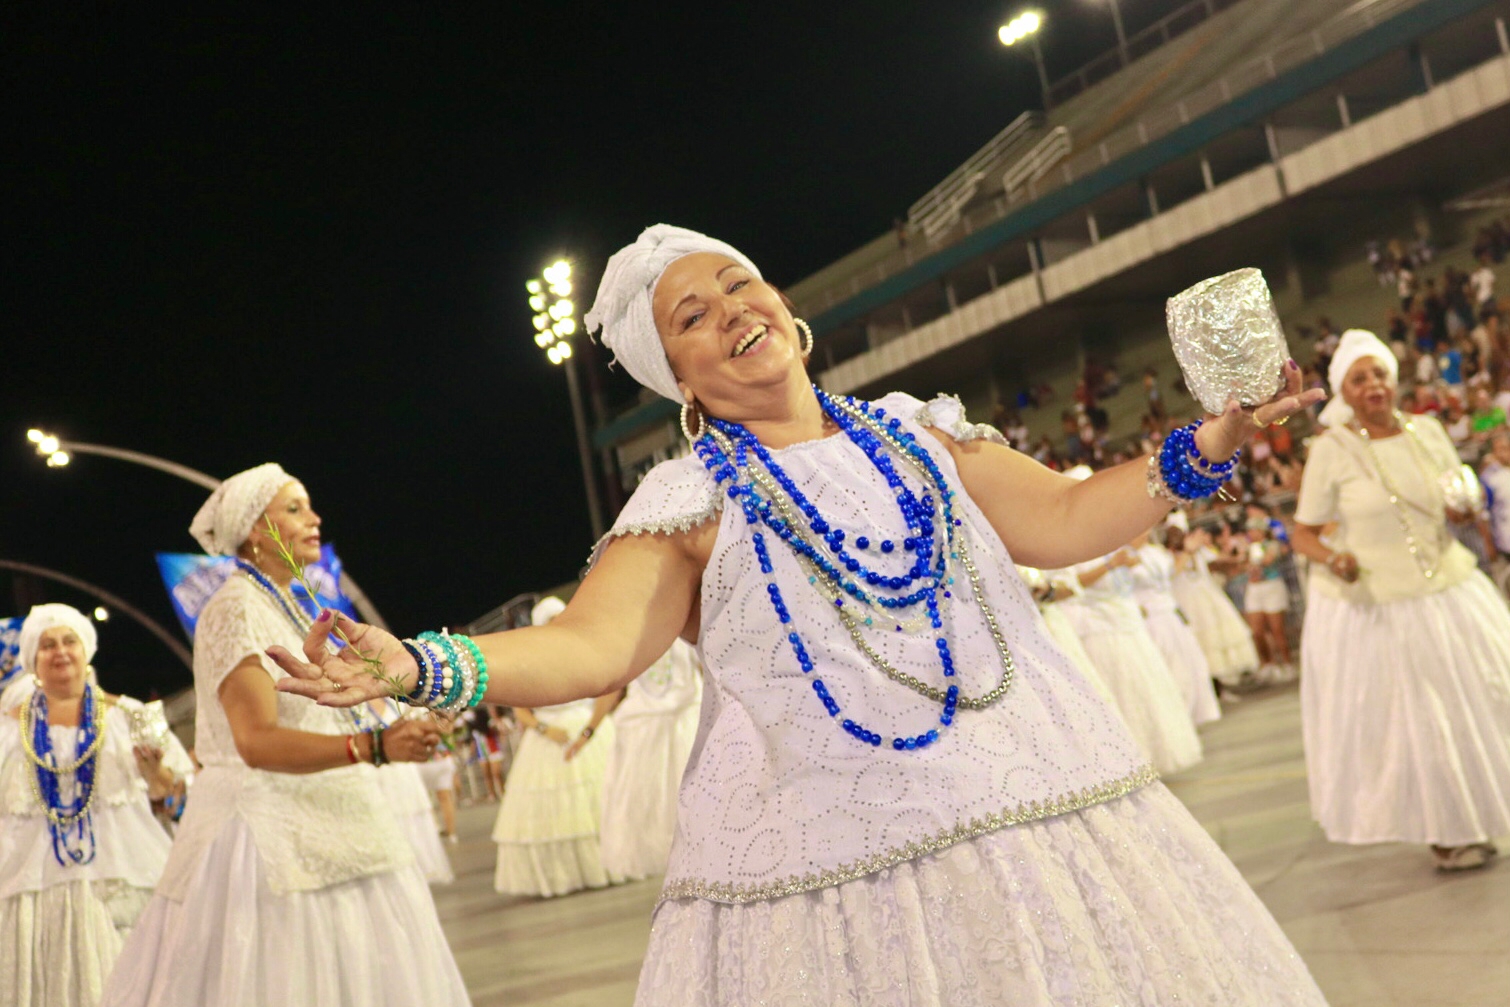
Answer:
657 763 1159 906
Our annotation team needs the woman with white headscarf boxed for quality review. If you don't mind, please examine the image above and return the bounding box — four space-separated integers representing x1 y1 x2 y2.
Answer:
1292 329 1510 872
102 466 468 1006
491 596 626 897
0 604 191 1007
271 225 1329 1004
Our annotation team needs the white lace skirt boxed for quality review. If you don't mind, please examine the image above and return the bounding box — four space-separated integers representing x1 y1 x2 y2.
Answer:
492 708 625 897
1172 576 1260 684
1064 601 1203 775
1142 608 1222 725
601 706 699 880
635 783 1325 1006
1301 572 1510 845
1 879 151 1007
100 817 469 1006
379 763 453 885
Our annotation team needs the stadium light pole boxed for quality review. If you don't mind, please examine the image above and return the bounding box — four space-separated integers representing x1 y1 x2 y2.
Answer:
24 429 389 629
1102 0 1129 67
999 11 1050 108
528 260 606 540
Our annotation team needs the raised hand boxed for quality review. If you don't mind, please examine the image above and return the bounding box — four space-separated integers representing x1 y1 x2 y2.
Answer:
268 610 418 707
1195 360 1326 463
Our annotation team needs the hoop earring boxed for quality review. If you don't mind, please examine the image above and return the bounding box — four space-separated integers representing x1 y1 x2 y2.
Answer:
680 401 706 442
794 317 814 357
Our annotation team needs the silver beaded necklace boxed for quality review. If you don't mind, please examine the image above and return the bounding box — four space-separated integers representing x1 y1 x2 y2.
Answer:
1353 412 1451 581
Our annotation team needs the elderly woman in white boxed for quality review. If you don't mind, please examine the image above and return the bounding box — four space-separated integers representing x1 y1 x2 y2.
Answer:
1291 329 1510 872
0 604 191 1007
102 465 467 1006
271 225 1330 1005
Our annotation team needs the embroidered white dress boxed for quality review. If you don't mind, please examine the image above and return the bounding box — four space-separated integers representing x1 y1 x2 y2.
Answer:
1131 544 1222 726
1058 557 1204 776
1171 546 1260 686
600 640 703 879
492 698 625 897
101 575 469 1006
1296 418 1510 845
0 698 189 1007
603 393 1322 1006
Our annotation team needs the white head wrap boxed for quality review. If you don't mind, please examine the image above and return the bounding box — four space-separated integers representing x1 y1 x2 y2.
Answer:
189 463 294 555
1164 510 1190 532
584 224 763 402
1318 329 1398 428
1063 464 1095 482
19 603 98 675
531 596 567 626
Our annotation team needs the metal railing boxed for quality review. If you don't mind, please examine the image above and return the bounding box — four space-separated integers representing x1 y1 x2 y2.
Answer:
796 0 1424 320
1046 0 1247 108
907 111 1041 241
1003 127 1073 204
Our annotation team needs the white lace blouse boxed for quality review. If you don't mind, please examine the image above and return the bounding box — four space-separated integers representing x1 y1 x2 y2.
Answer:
155 575 412 900
593 393 1153 905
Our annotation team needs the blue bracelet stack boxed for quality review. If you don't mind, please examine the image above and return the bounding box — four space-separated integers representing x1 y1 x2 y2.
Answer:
1148 421 1239 503
402 631 490 713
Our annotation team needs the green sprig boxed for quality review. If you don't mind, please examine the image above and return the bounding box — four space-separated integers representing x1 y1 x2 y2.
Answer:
260 517 409 699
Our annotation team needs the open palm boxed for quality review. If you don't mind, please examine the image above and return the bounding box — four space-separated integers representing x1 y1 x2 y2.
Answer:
269 611 416 707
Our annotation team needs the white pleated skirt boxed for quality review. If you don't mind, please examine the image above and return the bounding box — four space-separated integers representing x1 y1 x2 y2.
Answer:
1038 605 1116 707
492 709 625 897
379 763 454 885
1 879 152 1007
1301 572 1510 846
1143 608 1222 726
635 783 1326 1006
100 818 469 1006
1172 575 1260 684
601 706 699 880
1062 599 1203 775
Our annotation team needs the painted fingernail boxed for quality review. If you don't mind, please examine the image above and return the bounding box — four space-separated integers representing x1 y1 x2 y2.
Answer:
1287 358 1298 369
316 609 333 623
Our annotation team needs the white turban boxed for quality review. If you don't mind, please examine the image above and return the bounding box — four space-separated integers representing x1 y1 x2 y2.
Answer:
531 596 567 626
189 463 294 555
1063 464 1095 482
1318 329 1398 428
19 603 98 674
584 224 763 402
1164 510 1190 532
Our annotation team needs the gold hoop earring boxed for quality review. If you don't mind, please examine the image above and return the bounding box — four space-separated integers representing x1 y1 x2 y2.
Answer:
680 401 706 442
794 317 814 357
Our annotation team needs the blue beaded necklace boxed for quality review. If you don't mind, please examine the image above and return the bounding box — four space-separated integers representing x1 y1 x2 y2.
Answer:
22 683 103 866
235 559 375 732
696 389 1017 752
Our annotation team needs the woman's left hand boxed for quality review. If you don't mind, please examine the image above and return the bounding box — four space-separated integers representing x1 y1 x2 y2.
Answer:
563 734 591 762
1193 360 1326 463
133 744 174 798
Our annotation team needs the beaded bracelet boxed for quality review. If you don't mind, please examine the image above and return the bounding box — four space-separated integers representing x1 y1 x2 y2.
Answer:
414 635 453 707
1167 421 1241 480
1150 421 1234 503
439 631 476 716
345 734 361 764
371 727 387 767
455 634 490 708
400 640 429 703
423 632 468 712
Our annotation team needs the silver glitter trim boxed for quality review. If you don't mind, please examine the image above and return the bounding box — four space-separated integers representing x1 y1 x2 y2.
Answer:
585 497 724 567
658 763 1159 905
914 394 1010 448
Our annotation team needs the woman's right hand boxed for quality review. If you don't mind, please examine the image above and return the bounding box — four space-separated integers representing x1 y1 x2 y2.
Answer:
383 719 443 763
269 611 418 707
1326 551 1360 583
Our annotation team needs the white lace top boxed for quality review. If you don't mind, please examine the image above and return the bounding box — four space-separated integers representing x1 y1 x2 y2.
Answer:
596 393 1153 905
155 575 412 900
0 698 190 899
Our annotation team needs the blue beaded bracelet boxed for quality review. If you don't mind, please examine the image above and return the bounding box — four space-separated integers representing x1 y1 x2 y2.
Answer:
400 640 428 702
414 638 447 706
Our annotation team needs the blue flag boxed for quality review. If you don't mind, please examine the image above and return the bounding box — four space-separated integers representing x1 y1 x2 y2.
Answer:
155 545 359 640
0 616 25 690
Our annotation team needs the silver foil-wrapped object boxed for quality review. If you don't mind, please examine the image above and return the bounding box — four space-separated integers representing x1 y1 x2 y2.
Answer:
1440 463 1485 515
1166 268 1287 414
130 699 172 750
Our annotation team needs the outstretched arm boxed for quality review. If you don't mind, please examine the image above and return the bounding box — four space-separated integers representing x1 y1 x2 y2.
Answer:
270 518 711 710
936 362 1321 569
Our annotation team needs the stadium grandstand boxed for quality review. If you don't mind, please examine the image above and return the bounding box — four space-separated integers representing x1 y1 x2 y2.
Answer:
595 0 1510 499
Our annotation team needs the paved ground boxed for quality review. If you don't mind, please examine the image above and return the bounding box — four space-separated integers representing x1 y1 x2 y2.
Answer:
433 685 1510 1007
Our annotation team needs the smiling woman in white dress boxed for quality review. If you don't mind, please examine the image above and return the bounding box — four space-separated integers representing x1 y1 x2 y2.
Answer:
102 464 468 1006
1292 330 1510 872
0 605 190 1007
271 226 1329 1005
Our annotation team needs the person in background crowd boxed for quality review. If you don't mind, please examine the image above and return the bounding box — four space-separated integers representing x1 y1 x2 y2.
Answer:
1470 385 1507 443
1292 330 1510 873
1482 429 1510 560
1 605 192 1007
1167 520 1261 695
1242 513 1294 683
1470 253 1497 309
418 737 462 843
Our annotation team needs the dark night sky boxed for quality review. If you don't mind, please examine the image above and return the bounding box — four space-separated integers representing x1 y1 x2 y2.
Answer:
2 2 1165 698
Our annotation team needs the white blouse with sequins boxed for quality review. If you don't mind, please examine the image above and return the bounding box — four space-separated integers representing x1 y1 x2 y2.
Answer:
593 393 1154 906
